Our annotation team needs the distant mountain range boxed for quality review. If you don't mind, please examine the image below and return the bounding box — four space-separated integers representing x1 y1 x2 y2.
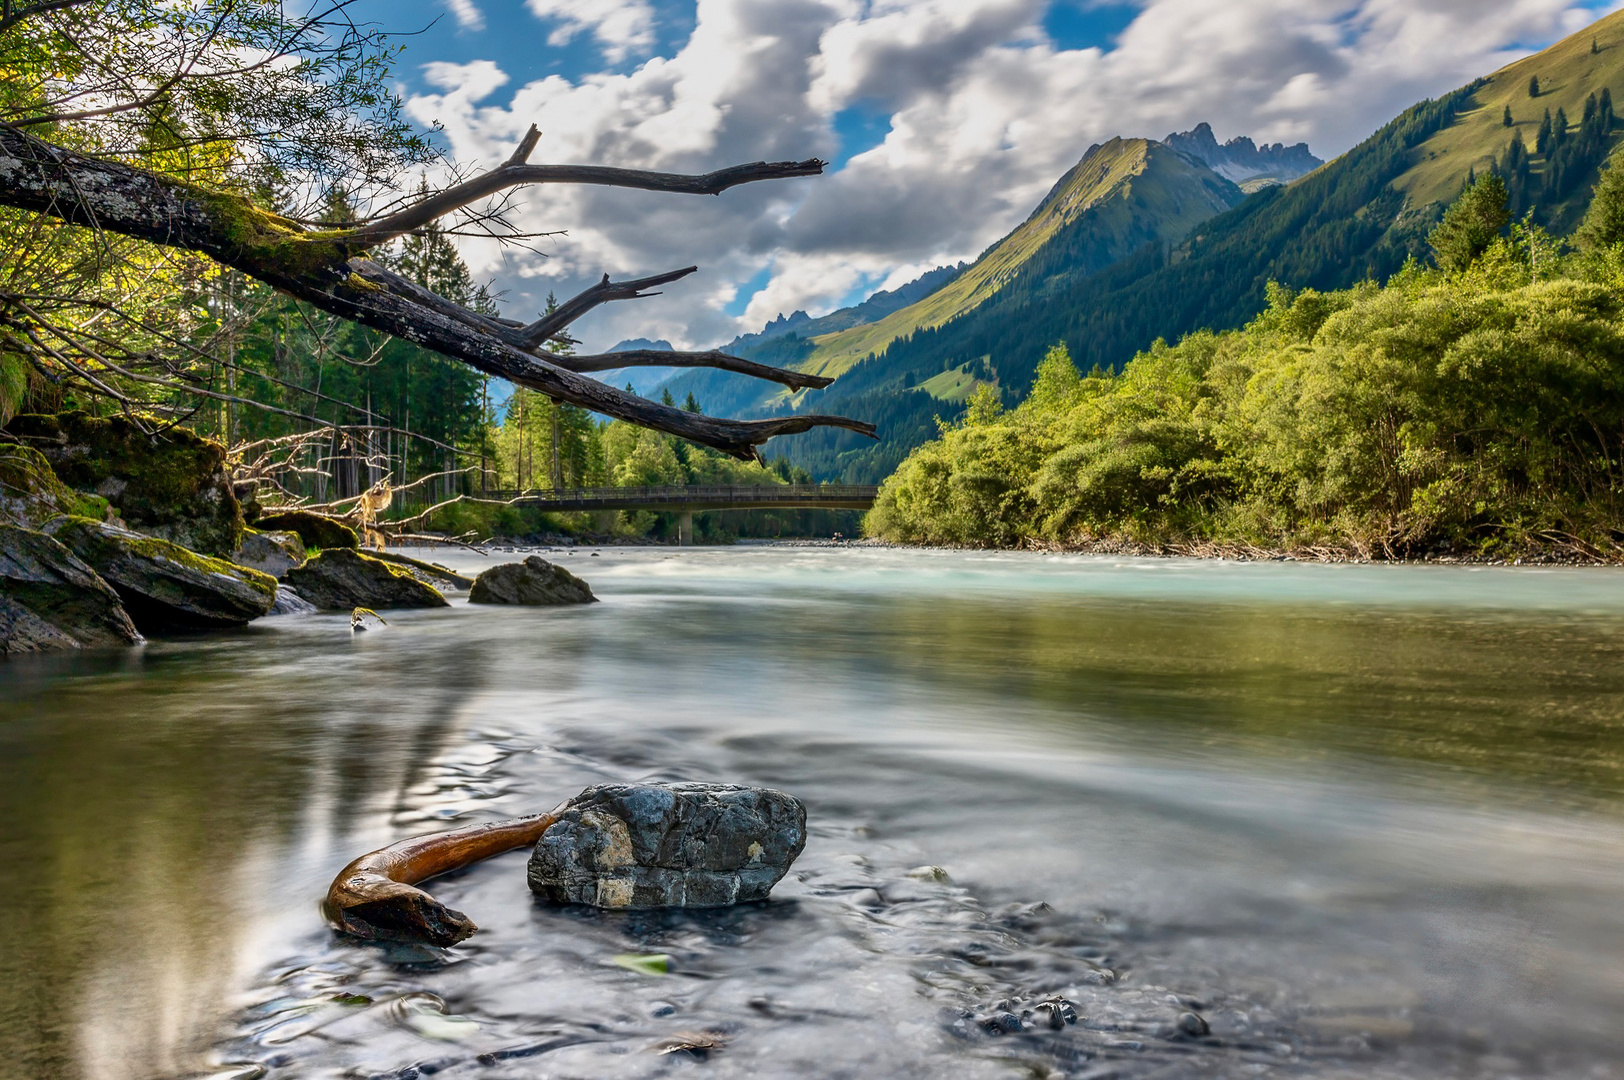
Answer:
656 8 1624 481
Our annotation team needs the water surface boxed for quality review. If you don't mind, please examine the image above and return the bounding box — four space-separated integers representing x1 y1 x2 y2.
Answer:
4 547 1624 1079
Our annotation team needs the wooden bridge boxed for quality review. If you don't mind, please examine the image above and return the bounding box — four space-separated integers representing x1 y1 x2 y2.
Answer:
498 484 879 543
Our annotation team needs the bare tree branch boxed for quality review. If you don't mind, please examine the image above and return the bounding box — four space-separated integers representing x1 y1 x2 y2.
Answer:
557 349 834 392
518 266 697 346
345 124 825 248
0 0 95 34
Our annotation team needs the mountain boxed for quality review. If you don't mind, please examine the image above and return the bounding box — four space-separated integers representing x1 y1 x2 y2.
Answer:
1162 122 1322 191
592 338 675 398
860 7 1624 412
796 137 1245 382
723 263 965 355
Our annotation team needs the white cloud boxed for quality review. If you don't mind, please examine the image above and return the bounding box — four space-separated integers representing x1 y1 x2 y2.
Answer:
402 0 1618 353
444 0 484 32
526 0 659 64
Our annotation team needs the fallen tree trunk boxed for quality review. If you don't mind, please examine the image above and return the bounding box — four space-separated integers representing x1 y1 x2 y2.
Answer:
323 809 562 946
0 123 876 459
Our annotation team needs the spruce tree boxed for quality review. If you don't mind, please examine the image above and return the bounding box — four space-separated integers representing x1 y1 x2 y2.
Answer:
1503 105 1513 128
1428 173 1511 272
1578 147 1624 249
1537 110 1553 155
1555 106 1570 146
1529 75 1540 98
1594 36 1600 55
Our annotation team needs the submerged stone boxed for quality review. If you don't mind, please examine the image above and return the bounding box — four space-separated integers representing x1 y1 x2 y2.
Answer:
527 783 806 908
469 556 596 606
266 585 317 616
5 412 243 556
280 548 448 611
253 510 358 551
0 523 142 651
47 517 277 632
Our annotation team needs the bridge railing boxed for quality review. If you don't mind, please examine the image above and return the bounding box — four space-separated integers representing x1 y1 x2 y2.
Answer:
486 484 879 504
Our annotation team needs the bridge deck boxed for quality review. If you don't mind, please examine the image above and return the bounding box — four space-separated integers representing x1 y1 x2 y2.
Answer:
498 484 879 512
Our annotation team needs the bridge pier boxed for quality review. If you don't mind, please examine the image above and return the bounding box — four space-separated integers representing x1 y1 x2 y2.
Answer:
678 510 694 546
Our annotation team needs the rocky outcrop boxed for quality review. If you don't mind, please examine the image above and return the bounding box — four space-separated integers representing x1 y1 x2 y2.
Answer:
4 412 243 556
233 528 306 577
0 524 142 651
47 517 276 631
528 783 806 908
280 548 448 611
469 556 596 606
0 443 109 528
253 510 358 550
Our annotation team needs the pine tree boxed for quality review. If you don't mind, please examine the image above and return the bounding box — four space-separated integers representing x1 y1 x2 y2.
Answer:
682 392 702 413
1555 106 1570 146
1503 105 1513 128
1429 173 1511 272
1594 36 1600 55
1537 110 1553 155
1529 75 1540 98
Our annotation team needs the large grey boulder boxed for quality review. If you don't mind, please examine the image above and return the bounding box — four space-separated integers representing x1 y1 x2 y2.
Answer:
469 556 596 606
0 524 142 651
280 548 448 611
528 783 806 908
47 517 276 632
233 528 306 577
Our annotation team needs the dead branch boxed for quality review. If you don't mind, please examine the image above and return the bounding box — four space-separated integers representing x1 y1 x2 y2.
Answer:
323 810 563 945
345 124 824 248
558 348 834 391
518 266 697 346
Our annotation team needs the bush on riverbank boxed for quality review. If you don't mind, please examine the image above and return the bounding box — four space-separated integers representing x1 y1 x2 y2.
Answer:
867 221 1624 559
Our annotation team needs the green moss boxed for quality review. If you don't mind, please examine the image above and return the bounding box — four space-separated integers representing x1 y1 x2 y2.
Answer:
194 189 350 280
0 443 106 526
54 516 276 600
254 510 358 550
4 412 243 556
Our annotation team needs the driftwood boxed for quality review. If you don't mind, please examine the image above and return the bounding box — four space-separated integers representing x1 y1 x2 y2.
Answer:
0 122 876 459
323 810 562 946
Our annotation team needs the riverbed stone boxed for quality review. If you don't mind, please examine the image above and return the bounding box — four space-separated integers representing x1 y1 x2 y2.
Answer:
0 523 142 651
266 585 317 616
4 412 243 556
46 517 277 632
280 548 448 611
469 556 596 606
527 783 806 908
253 510 358 551
233 528 307 577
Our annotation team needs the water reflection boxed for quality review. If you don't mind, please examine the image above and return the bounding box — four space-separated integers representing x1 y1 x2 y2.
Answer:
2 549 1623 1078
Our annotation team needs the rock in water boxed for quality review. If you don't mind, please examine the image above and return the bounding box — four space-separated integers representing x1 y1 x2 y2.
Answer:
252 510 358 551
280 549 449 611
266 585 317 616
0 524 142 651
469 556 596 606
47 517 277 631
5 411 243 556
528 783 806 908
233 528 307 577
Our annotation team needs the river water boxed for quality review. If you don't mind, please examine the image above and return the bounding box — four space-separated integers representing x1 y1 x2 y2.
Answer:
4 546 1624 1080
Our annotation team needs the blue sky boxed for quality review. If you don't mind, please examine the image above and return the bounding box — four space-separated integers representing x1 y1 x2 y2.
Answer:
341 0 1624 352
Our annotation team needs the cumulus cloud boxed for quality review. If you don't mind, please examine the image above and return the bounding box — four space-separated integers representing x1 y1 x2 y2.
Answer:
402 0 1620 353
526 0 659 63
444 0 484 32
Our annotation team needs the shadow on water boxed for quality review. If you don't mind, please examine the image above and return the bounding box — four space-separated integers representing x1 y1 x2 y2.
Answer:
3 549 1624 1078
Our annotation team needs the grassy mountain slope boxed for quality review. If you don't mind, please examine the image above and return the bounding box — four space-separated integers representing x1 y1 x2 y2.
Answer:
1395 9 1624 223
798 138 1244 380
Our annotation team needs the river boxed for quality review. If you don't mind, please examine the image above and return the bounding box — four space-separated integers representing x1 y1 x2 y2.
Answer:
3 546 1623 1079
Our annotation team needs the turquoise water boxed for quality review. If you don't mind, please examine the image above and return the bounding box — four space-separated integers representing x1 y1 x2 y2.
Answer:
3 547 1623 1079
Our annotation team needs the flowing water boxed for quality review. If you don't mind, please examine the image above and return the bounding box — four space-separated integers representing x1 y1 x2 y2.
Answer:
4 546 1624 1080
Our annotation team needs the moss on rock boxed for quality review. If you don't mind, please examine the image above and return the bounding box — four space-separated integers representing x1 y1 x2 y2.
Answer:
254 510 358 550
4 412 243 556
48 516 276 632
0 523 142 650
281 549 448 611
0 443 108 528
